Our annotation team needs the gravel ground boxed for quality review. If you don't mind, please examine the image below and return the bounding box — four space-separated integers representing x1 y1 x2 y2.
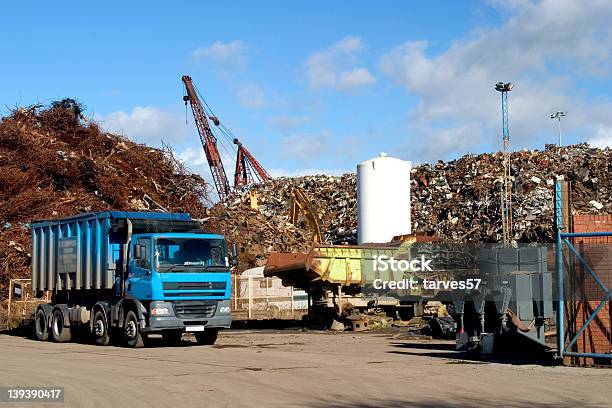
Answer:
0 330 609 408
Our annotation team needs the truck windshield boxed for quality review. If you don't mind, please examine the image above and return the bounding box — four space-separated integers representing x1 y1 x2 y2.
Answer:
154 238 228 272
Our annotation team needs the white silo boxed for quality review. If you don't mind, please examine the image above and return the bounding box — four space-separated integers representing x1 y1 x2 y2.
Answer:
357 153 411 244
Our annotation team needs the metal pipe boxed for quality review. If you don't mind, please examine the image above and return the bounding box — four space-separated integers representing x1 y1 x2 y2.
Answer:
555 182 565 358
562 351 612 360
560 231 612 238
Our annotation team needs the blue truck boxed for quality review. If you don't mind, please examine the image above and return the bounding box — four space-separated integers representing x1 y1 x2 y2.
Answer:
31 211 235 347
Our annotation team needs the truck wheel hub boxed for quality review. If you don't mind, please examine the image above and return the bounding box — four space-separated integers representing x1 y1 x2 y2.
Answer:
94 320 104 336
126 321 136 338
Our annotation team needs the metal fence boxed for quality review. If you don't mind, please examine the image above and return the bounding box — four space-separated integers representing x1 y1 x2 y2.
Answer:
230 274 308 321
556 182 612 364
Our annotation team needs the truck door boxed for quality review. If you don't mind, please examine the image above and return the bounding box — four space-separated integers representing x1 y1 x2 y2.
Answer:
127 237 153 300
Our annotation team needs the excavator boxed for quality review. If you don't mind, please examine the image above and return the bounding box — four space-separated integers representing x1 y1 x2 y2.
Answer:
289 188 324 244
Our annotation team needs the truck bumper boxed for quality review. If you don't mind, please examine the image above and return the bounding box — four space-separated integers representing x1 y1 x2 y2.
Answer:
143 300 232 332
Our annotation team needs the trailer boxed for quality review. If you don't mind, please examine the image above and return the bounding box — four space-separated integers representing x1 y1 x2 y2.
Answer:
31 211 235 347
263 236 449 326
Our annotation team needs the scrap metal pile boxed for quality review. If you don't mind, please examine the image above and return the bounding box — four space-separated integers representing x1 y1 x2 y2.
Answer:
218 175 357 245
0 100 210 299
222 144 611 247
203 204 312 268
411 144 611 242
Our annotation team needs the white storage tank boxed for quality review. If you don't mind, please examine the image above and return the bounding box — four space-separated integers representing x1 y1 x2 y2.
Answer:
357 153 411 244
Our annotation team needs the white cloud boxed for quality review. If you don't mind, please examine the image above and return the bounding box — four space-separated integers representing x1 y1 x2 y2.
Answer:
337 68 377 91
177 147 208 167
412 123 485 162
587 125 612 148
176 146 236 201
379 0 612 161
282 130 331 163
236 84 266 109
332 36 364 53
306 36 376 92
97 106 188 146
191 40 247 65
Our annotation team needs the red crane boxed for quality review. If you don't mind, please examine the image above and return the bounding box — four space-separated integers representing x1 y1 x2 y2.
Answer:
182 75 231 200
233 138 272 188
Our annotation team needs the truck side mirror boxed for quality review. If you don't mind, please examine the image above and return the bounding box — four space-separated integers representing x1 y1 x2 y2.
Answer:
134 244 142 260
231 242 239 266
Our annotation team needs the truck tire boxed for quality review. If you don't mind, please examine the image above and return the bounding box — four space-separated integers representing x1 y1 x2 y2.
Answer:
92 310 111 346
51 309 71 343
34 308 49 341
195 329 218 345
162 330 183 346
123 310 144 348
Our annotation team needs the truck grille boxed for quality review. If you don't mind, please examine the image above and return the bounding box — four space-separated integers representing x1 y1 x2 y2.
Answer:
173 300 217 319
163 281 226 291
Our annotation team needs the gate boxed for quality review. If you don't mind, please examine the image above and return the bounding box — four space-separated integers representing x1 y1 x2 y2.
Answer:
556 182 612 364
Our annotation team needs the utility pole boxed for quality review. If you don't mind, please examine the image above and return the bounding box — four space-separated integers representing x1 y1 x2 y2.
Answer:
550 111 566 146
495 82 514 246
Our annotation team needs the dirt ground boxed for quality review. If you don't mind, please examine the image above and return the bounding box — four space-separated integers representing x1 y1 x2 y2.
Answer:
0 330 609 408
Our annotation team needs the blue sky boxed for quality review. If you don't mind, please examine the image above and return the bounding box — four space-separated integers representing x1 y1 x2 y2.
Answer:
1 1 611 182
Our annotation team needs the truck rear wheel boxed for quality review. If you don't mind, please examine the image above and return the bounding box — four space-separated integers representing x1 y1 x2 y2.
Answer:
123 310 144 348
51 309 71 343
162 330 183 346
93 310 111 346
34 308 49 341
195 329 218 345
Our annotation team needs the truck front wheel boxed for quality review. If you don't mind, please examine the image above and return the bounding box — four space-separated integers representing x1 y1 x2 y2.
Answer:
93 311 111 346
51 309 71 343
195 329 218 345
34 309 49 341
123 310 145 348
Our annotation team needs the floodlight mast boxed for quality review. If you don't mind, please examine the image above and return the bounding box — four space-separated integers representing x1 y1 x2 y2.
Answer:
495 82 514 246
551 111 567 146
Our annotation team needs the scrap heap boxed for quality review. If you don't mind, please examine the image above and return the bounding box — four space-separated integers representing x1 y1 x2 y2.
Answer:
0 100 211 299
221 144 611 246
217 175 357 245
411 144 611 241
204 204 311 268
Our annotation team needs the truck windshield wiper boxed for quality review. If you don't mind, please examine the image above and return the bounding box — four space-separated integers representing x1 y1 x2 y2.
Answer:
160 264 187 272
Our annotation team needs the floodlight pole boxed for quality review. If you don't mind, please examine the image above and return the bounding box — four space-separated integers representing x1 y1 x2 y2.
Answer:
495 82 514 246
551 111 566 147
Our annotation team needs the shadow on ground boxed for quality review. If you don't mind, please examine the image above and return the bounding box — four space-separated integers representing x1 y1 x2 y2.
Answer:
0 324 212 349
387 339 559 366
307 398 601 408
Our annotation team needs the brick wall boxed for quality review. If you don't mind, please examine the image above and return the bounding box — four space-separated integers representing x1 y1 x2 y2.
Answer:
565 214 612 366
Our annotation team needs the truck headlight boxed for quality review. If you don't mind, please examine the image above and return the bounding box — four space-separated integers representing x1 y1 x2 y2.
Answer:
151 307 170 315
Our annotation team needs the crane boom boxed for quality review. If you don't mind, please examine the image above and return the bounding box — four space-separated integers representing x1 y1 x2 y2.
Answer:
234 138 272 188
182 75 231 200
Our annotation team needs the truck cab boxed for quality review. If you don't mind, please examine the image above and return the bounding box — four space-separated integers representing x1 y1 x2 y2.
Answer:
127 232 232 335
